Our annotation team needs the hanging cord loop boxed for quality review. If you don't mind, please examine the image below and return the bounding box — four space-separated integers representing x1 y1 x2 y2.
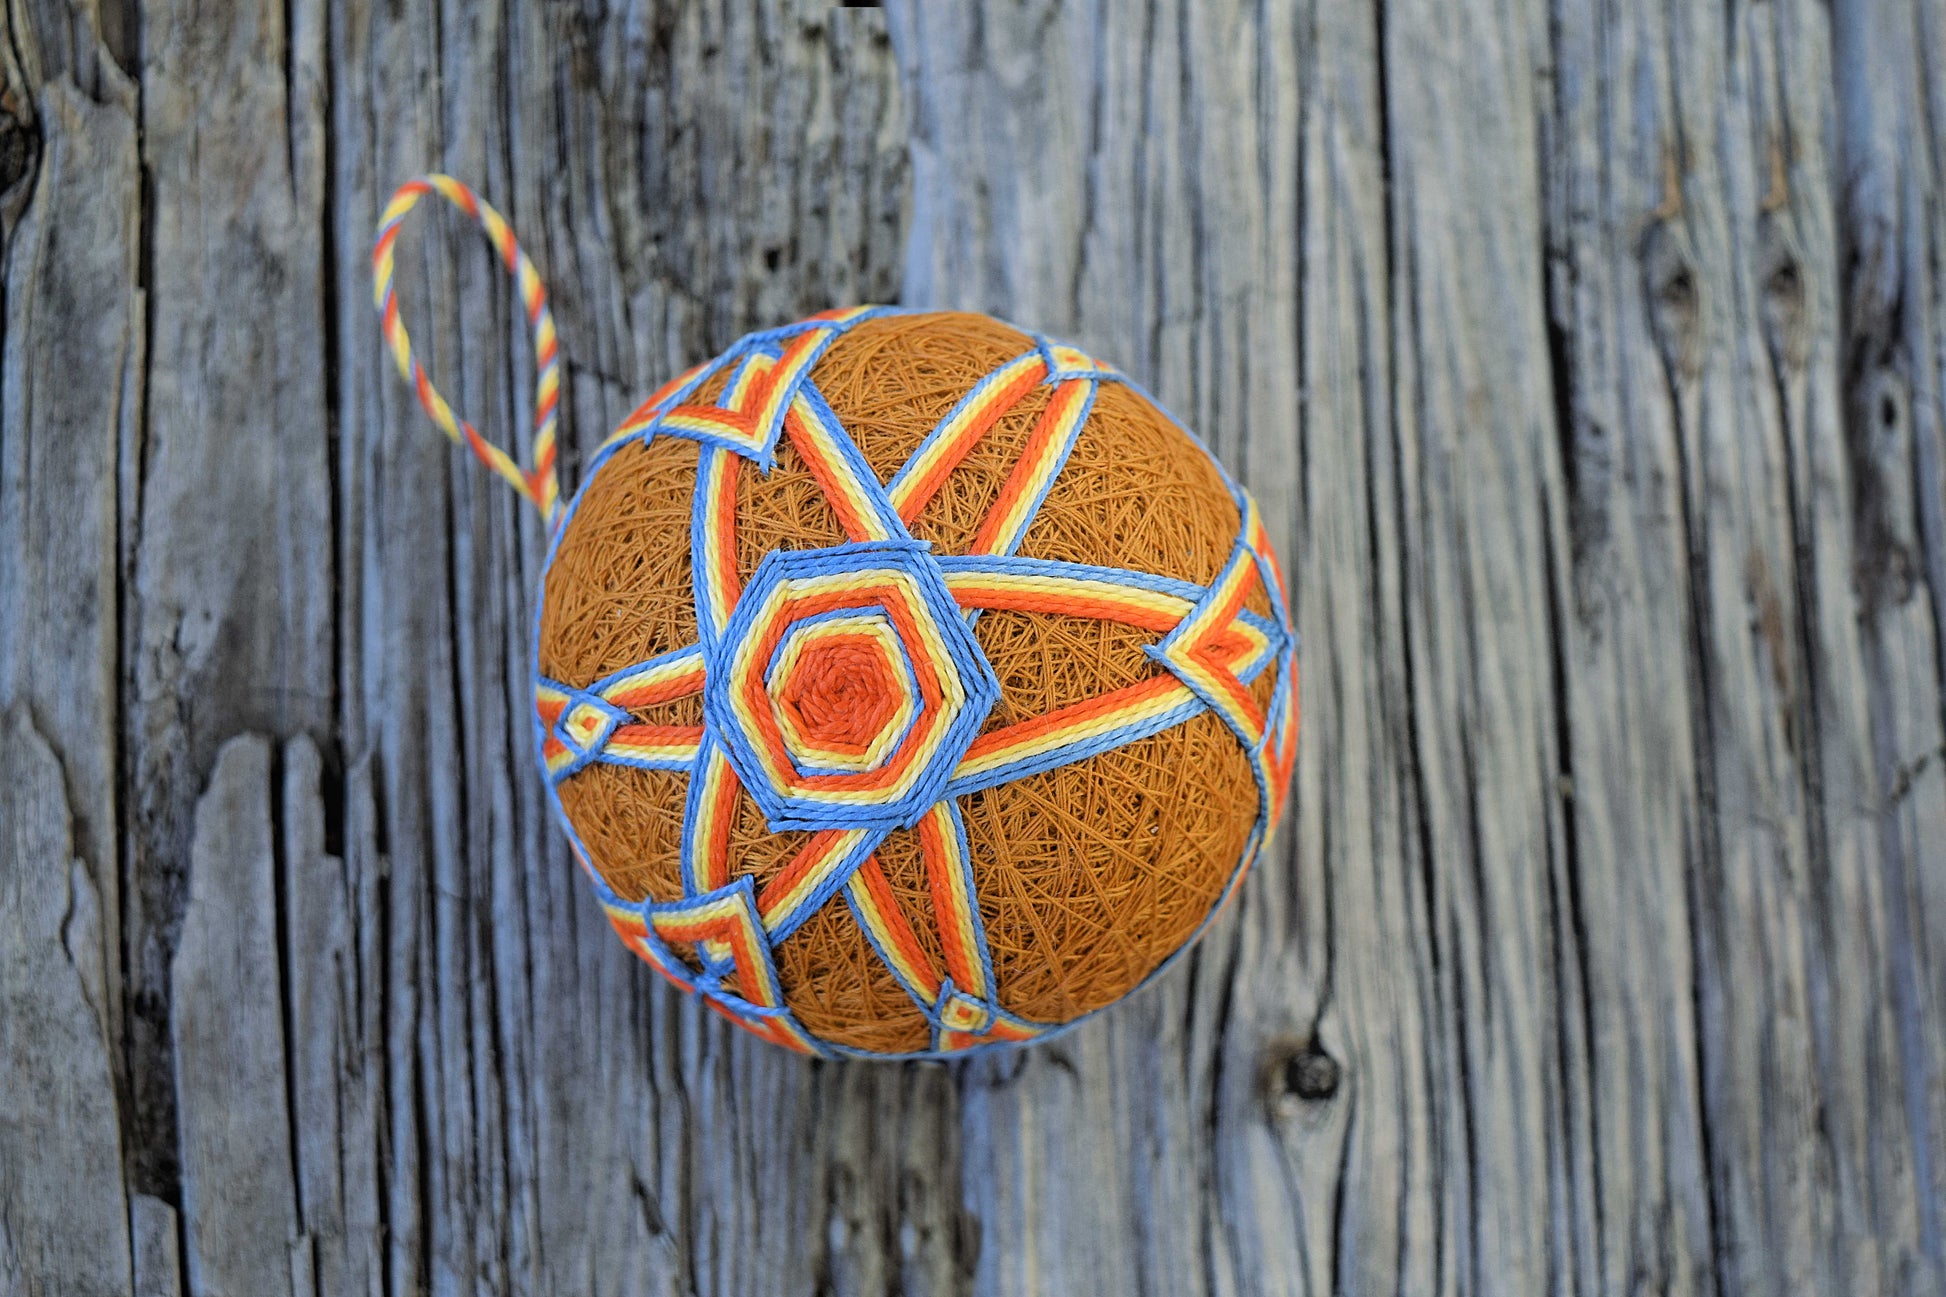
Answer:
372 175 562 526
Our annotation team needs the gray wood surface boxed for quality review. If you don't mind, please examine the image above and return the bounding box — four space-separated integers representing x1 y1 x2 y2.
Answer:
1 0 1942 1293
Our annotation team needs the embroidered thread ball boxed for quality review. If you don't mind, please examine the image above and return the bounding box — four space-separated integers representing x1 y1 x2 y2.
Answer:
374 177 1299 1059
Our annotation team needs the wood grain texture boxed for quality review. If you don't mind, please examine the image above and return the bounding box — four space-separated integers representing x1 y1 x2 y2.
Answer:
0 1 1940 1294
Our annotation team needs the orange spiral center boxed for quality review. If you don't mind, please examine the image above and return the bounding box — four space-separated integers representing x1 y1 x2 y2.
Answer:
776 638 899 755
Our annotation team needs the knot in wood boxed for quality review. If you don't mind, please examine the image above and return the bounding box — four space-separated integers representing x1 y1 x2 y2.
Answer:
1285 1045 1340 1101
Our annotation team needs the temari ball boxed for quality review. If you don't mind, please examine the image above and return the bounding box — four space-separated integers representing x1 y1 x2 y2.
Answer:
375 178 1298 1060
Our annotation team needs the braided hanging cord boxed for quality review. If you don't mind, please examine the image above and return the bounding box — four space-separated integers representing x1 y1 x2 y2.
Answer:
372 174 562 525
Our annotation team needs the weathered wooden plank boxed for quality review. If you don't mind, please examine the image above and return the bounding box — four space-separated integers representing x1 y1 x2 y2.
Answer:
1543 4 1722 1292
1542 0 1946 1290
1833 0 1946 1270
0 23 144 1297
282 735 385 1297
1365 1 1569 1290
1270 1 1424 1289
171 734 301 1297
0 708 131 1297
0 65 141 1085
125 0 335 1204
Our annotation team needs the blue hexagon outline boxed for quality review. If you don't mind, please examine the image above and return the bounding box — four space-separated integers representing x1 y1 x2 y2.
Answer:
703 539 1001 832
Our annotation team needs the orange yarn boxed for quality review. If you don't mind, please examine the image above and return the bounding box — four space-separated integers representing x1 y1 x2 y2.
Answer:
777 639 899 752
538 312 1294 1054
